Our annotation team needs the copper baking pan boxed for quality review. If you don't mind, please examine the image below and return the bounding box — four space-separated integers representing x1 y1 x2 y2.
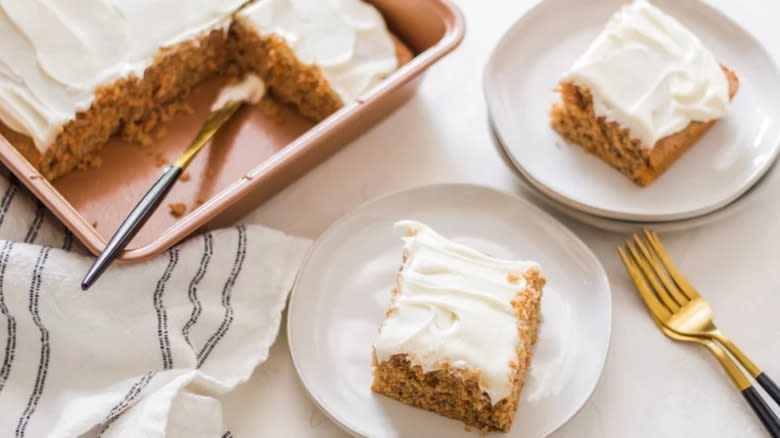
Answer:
0 0 465 262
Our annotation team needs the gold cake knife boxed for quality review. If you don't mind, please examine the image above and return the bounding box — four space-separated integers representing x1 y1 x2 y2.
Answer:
81 100 243 290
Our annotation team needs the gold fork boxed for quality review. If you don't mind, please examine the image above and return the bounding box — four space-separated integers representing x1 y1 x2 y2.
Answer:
618 231 780 437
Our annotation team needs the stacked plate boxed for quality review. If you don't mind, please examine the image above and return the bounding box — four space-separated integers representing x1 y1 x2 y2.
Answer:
484 0 780 232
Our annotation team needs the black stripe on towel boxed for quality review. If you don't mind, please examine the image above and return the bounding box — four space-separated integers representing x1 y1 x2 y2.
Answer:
61 228 74 252
96 372 155 437
0 180 17 230
182 232 214 348
15 247 51 438
222 432 233 438
0 241 16 393
23 203 44 244
154 249 179 370
197 226 247 368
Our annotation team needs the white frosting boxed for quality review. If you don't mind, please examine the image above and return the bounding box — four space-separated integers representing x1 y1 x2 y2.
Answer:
0 0 245 152
562 0 730 147
0 0 398 155
211 74 266 111
238 0 399 103
373 221 540 404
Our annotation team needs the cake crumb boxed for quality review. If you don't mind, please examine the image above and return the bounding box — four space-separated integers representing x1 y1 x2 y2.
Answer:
168 203 186 218
153 152 169 167
91 221 98 228
122 100 193 146
180 172 191 182
192 196 207 210
75 155 103 171
259 96 284 124
154 127 168 140
507 274 520 284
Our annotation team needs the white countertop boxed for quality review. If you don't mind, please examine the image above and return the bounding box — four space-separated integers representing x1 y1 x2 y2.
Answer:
225 0 780 436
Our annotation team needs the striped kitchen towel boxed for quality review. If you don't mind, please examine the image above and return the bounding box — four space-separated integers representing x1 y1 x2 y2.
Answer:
0 170 311 437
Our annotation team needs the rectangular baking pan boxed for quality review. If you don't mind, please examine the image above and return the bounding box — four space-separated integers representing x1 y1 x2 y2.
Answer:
0 0 464 262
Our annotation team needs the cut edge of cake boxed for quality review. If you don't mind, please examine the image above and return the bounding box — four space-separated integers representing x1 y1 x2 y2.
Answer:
230 16 414 123
371 257 545 433
0 3 415 182
551 66 739 187
1 28 234 181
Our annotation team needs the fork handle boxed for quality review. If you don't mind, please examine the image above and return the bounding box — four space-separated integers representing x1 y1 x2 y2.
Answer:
743 386 780 437
757 373 780 407
714 333 780 406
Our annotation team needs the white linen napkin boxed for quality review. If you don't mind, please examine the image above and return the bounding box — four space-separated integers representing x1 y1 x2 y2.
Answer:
0 170 311 437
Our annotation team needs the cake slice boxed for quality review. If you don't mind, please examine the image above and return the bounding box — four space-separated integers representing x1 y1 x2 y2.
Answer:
550 0 739 186
371 221 545 433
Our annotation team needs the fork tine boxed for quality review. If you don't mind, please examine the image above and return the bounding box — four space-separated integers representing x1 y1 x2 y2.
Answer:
617 246 672 321
643 228 700 300
633 234 689 307
625 239 679 312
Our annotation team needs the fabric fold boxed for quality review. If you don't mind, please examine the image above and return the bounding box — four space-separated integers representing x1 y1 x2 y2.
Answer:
0 170 310 437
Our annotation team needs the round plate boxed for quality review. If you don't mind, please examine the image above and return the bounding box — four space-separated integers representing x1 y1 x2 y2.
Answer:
490 122 777 233
288 184 612 438
484 0 780 222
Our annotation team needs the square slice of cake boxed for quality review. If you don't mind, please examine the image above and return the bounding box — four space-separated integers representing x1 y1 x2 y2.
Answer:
371 221 545 433
550 0 739 186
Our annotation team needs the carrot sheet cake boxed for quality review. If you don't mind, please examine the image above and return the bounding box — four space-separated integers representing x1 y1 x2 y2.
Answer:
0 0 412 181
372 221 544 433
550 0 738 186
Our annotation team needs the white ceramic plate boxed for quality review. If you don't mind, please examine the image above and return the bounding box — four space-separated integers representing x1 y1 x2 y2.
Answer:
490 122 777 233
288 184 612 438
484 0 780 222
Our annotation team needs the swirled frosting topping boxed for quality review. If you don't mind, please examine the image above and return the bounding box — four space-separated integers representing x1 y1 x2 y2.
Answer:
373 220 540 404
562 0 730 147
238 0 399 104
0 0 247 152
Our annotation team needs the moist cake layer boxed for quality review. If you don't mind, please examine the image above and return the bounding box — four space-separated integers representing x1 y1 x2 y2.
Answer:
0 0 407 180
372 221 544 432
551 67 738 186
561 0 730 147
23 29 233 180
0 0 245 152
237 0 400 107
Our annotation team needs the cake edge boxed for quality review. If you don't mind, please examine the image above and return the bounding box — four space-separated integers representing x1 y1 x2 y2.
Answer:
550 65 739 186
0 14 415 182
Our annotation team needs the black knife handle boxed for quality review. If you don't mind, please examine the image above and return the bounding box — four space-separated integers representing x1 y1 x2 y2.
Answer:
742 386 780 437
81 165 183 290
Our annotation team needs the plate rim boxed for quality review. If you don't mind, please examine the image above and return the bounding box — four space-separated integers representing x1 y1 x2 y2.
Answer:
489 119 777 233
287 183 614 438
482 0 780 222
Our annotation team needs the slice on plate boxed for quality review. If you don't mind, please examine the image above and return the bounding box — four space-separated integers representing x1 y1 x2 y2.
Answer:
371 220 545 433
550 0 739 186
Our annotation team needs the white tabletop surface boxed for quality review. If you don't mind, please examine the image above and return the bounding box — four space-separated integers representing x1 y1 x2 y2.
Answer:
225 0 780 436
